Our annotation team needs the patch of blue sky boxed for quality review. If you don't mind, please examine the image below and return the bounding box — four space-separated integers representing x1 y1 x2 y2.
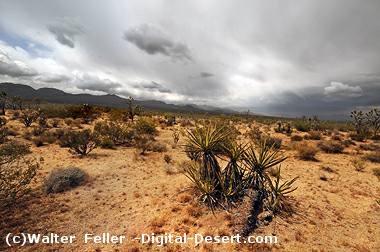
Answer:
0 28 52 58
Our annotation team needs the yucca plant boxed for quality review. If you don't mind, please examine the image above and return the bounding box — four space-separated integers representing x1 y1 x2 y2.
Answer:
242 141 287 236
185 125 231 184
267 166 298 213
221 142 248 201
184 162 220 211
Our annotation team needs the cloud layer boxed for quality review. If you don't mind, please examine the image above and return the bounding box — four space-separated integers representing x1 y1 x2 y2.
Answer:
0 0 379 118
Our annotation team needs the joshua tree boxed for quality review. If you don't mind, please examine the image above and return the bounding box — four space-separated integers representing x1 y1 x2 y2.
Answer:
366 109 380 138
127 96 142 122
0 92 7 115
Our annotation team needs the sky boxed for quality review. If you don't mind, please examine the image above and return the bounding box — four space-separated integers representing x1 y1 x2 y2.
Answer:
0 0 380 119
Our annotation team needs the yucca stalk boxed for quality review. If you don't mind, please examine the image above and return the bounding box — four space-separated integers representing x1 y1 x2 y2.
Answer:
242 141 287 236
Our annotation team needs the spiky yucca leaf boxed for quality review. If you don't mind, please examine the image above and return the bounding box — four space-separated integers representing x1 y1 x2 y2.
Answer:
185 124 231 184
184 161 220 211
267 166 298 212
221 142 248 200
244 141 287 189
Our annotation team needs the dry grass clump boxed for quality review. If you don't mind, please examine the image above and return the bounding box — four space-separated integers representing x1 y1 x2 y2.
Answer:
304 131 322 140
43 167 88 194
351 158 366 172
364 152 380 163
296 143 318 161
149 142 167 153
318 141 344 154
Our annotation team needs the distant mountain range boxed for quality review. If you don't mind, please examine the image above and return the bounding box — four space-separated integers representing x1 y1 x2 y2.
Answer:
0 82 232 114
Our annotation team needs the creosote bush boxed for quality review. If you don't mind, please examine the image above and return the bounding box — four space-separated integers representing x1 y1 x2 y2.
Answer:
44 167 88 194
20 109 39 127
318 141 344 154
94 121 134 146
0 142 39 205
60 129 98 156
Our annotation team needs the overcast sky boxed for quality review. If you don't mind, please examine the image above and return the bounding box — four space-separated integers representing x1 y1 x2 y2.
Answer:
0 0 379 119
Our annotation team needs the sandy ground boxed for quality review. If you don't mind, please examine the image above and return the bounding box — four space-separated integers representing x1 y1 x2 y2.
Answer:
1 117 379 252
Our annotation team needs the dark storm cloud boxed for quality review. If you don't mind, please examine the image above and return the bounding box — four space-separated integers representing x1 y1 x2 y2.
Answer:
47 18 84 48
76 74 122 94
123 24 192 61
133 81 171 93
1 0 380 118
0 49 37 77
200 72 214 78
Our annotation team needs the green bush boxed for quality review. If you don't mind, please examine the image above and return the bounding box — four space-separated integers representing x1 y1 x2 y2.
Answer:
0 142 39 204
94 121 134 146
60 129 98 156
133 118 157 136
44 167 88 194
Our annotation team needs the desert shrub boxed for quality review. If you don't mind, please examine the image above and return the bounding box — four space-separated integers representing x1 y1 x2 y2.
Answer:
349 132 367 142
60 129 98 156
51 118 60 128
304 131 322 140
373 168 380 178
165 115 176 126
261 136 282 149
291 134 303 141
342 139 355 147
297 144 318 161
180 119 194 127
65 104 100 123
38 113 48 128
149 142 168 153
364 152 380 163
94 121 134 146
64 118 74 126
0 127 8 144
164 154 172 164
0 117 7 127
98 138 115 149
246 126 262 143
172 129 180 147
32 132 56 147
44 167 88 194
359 143 379 151
351 158 365 172
133 118 157 136
293 120 311 132
32 137 44 147
274 121 292 134
318 141 344 153
31 126 46 136
0 142 39 204
20 109 39 127
134 134 154 155
23 131 33 141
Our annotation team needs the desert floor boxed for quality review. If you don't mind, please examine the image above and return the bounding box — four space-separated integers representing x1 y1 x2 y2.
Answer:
1 118 379 252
